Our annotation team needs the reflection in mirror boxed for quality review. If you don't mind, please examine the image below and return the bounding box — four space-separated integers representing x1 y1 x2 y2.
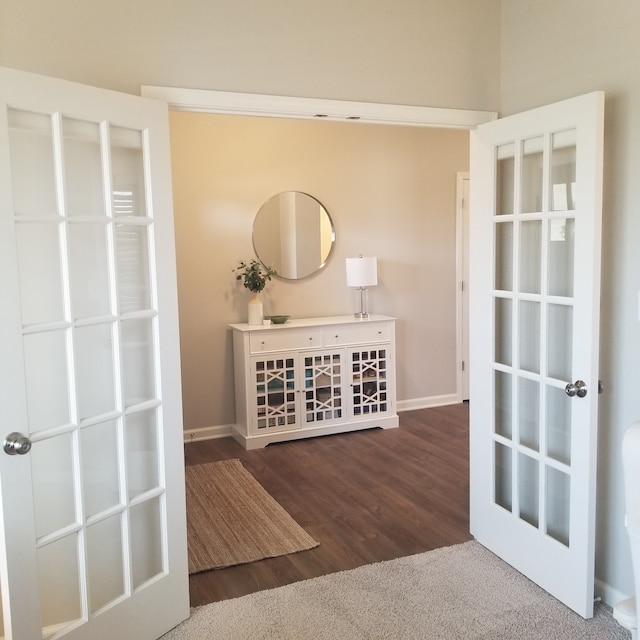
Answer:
253 192 335 280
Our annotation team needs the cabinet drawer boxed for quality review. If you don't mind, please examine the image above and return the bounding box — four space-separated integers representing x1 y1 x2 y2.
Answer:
249 328 322 353
323 322 390 347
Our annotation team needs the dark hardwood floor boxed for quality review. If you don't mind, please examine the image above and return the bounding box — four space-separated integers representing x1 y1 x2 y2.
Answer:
184 403 471 607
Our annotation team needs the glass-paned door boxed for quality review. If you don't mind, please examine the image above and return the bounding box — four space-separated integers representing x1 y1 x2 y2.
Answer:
302 351 344 425
0 66 188 640
469 92 604 618
349 348 391 419
251 356 298 433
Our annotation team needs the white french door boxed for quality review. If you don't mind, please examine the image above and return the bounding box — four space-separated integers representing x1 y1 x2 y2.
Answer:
469 92 604 618
0 67 189 639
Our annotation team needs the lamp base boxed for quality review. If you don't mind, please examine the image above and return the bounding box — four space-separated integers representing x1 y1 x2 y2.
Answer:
353 287 370 319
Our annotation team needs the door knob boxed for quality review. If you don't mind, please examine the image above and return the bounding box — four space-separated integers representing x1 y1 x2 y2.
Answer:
3 432 32 456
565 380 588 398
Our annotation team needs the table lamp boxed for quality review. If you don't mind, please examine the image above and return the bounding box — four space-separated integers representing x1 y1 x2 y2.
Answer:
346 256 378 319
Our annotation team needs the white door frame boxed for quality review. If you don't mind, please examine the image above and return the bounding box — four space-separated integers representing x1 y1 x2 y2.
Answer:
456 172 470 402
141 87 494 410
140 86 496 129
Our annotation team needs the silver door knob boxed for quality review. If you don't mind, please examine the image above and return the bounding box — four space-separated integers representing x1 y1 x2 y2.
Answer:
3 432 32 456
565 380 588 398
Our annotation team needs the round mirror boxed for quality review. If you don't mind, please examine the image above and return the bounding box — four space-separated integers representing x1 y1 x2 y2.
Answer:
253 192 335 280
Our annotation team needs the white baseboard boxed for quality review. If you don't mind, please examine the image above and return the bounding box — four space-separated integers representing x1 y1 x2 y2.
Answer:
183 424 233 444
397 394 460 412
184 395 462 444
595 576 631 609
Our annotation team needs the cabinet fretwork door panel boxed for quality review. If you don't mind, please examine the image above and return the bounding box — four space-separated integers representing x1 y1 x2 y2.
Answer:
349 348 390 418
252 357 298 431
302 351 344 425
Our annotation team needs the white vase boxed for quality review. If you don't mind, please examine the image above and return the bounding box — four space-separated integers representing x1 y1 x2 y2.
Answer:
248 293 263 325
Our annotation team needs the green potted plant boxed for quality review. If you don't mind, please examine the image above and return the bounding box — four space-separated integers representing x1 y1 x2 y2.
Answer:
233 259 277 325
233 259 276 293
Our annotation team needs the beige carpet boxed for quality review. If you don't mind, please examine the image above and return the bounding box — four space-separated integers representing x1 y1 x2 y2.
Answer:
163 541 629 639
186 459 318 573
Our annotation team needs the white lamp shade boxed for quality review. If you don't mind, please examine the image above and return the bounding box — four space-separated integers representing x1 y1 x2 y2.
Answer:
346 256 378 287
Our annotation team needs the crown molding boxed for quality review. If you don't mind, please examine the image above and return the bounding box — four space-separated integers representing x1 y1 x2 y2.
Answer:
140 86 496 129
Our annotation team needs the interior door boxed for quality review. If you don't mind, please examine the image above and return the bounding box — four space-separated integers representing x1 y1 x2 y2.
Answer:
469 92 604 618
0 67 189 639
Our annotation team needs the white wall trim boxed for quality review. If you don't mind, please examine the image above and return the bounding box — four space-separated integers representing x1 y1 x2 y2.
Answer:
185 395 461 443
141 86 497 129
184 424 233 444
397 394 460 412
595 576 630 608
456 172 470 404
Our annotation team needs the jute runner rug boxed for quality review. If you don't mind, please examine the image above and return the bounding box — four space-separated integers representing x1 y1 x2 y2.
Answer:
186 459 318 574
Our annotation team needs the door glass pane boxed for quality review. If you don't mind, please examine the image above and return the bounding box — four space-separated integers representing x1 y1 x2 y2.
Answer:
38 536 81 637
81 420 121 518
68 222 111 319
115 224 151 313
23 330 70 433
495 298 512 366
110 126 147 218
551 130 576 211
86 515 125 613
126 409 160 499
121 318 156 407
494 442 512 512
519 301 540 373
548 304 573 380
548 218 575 297
518 377 540 452
495 222 513 291
494 370 512 439
519 220 542 294
546 384 572 465
521 137 544 213
131 497 164 589
496 144 515 215
518 453 539 527
31 433 76 539
15 222 64 325
7 109 57 217
62 117 106 217
75 323 116 419
546 466 571 546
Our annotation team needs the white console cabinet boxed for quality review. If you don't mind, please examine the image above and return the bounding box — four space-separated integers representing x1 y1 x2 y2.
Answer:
230 315 398 449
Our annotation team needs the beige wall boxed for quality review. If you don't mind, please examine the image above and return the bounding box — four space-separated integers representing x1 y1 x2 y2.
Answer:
501 0 640 605
0 0 500 111
170 112 469 429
